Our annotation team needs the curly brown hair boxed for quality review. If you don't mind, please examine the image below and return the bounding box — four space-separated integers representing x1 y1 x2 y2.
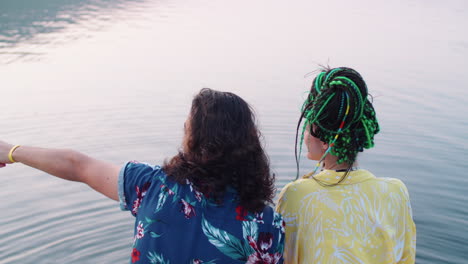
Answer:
163 88 275 213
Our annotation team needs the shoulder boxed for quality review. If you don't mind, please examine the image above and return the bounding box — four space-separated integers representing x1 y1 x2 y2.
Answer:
119 161 169 199
124 161 164 174
123 161 167 181
258 205 286 238
281 178 319 193
275 179 321 218
278 179 320 202
371 176 411 201
239 204 278 225
240 204 284 229
263 204 284 223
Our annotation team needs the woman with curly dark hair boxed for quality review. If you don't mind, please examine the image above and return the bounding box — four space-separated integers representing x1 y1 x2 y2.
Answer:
0 88 285 264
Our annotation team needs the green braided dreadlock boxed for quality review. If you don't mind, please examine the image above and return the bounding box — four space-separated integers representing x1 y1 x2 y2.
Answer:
295 67 380 179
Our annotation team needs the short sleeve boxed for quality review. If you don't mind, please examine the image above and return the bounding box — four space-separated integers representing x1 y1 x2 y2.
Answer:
118 161 163 215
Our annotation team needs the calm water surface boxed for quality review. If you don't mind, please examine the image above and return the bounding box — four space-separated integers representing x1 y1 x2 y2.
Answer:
1 0 467 263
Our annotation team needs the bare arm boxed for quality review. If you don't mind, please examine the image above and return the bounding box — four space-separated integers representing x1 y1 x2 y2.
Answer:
0 141 120 201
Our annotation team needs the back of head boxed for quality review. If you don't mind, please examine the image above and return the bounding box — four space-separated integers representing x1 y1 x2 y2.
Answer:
164 88 275 213
298 67 380 165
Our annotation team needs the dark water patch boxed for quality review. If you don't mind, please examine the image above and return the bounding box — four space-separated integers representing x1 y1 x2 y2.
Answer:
0 0 153 63
0 0 145 47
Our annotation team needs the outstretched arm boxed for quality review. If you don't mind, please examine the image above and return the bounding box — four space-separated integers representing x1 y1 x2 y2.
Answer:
0 141 120 201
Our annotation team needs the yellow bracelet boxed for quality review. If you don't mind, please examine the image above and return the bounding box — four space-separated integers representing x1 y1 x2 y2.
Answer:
8 145 21 163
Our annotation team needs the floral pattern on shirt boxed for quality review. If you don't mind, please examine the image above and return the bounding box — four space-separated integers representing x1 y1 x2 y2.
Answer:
132 182 151 216
202 216 283 264
132 248 141 263
247 233 282 264
119 161 285 264
236 206 265 223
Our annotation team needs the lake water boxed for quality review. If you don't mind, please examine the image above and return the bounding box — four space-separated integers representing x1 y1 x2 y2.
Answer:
1 0 467 263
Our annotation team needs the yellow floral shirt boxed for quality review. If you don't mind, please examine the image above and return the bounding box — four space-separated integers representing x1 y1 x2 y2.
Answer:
276 169 416 264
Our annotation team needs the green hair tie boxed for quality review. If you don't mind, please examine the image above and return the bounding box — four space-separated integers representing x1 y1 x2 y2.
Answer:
324 68 343 84
334 76 365 121
314 72 326 93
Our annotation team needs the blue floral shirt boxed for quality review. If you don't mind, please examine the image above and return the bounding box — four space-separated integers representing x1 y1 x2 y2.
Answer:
118 161 285 264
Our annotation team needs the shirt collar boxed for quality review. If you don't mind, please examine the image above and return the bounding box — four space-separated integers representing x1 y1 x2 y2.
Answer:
303 169 375 185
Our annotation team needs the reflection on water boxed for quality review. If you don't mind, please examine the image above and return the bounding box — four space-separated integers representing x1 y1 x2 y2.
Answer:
0 0 149 63
1 0 468 263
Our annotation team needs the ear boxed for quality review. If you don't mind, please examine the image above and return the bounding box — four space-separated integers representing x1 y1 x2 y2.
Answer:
321 141 329 151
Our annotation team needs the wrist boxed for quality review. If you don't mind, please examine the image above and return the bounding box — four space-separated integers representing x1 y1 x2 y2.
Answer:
8 145 21 163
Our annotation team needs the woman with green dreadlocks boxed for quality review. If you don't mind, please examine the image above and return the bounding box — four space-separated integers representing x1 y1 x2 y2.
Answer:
276 67 416 263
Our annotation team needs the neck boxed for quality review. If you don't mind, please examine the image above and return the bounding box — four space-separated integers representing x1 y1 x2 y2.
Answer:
321 154 357 171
